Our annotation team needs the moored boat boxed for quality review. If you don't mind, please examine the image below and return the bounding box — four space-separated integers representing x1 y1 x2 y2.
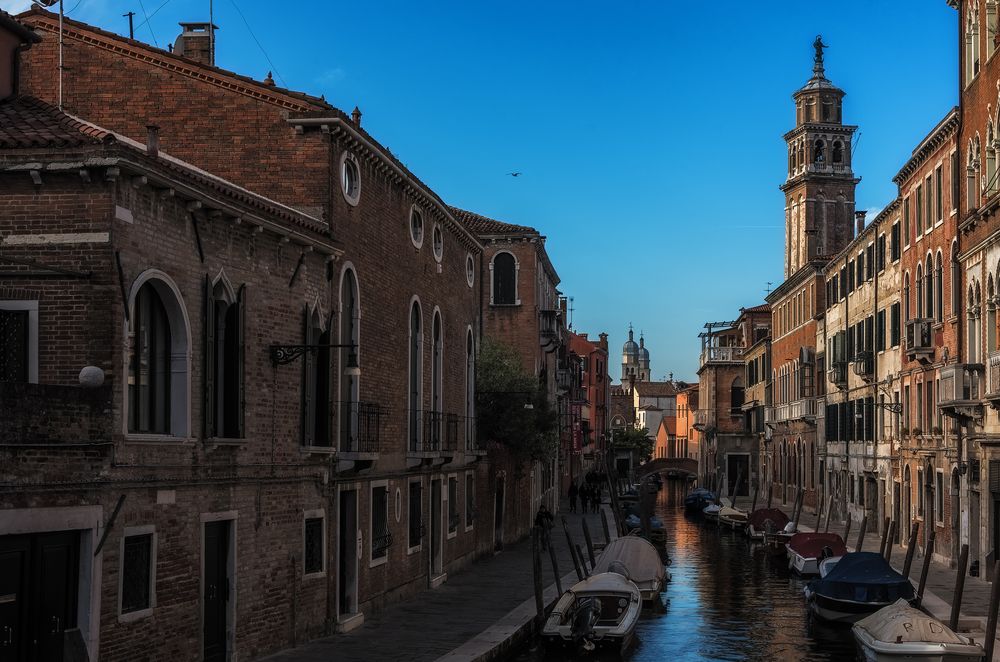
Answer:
747 508 791 540
592 536 667 603
542 572 643 653
788 532 847 575
684 488 715 513
852 598 984 661
718 505 749 531
804 552 915 623
702 503 721 524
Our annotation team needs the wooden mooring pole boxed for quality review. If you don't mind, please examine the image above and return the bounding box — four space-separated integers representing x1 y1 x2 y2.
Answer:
949 543 969 631
843 517 852 548
983 558 1000 662
916 531 936 607
814 494 824 532
902 523 920 578
575 544 590 577
750 482 759 514
561 516 584 581
882 521 897 562
600 509 611 544
878 517 891 558
531 527 544 621
582 519 597 567
823 498 833 533
547 535 563 596
766 482 774 509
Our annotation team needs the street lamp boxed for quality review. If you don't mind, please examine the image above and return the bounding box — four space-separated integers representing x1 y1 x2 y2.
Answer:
269 343 361 376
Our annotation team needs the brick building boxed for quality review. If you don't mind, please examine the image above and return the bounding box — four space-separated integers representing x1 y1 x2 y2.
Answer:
676 384 701 463
893 108 963 564
565 330 610 489
0 8 561 661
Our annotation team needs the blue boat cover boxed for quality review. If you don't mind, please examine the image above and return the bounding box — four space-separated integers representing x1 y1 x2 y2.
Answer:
810 552 914 604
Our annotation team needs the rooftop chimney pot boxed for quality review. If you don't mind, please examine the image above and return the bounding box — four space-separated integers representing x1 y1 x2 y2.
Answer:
146 125 160 158
263 71 275 86
351 106 362 126
855 210 866 236
173 22 218 66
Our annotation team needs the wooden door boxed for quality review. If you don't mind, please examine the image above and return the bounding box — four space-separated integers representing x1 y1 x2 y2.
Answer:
203 521 230 662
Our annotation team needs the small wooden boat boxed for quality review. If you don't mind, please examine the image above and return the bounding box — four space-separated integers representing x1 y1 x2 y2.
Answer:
718 505 748 531
592 536 667 603
702 503 721 524
804 552 915 623
747 508 791 541
684 488 715 513
787 532 847 576
542 572 643 653
852 599 984 661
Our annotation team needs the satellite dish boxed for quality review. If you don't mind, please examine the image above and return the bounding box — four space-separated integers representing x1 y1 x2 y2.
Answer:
33 0 60 6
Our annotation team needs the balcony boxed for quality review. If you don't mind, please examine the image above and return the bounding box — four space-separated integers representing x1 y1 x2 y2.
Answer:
987 351 1000 409
407 410 481 467
335 400 383 472
556 368 572 393
771 398 816 424
693 408 713 431
540 309 562 345
905 318 935 360
852 351 874 380
827 361 847 388
938 363 985 422
700 346 745 367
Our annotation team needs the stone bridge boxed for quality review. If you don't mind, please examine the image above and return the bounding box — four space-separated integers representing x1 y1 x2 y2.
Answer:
636 456 697 478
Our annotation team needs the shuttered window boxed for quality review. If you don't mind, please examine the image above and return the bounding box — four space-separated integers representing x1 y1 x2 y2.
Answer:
0 309 28 382
121 534 153 614
408 481 423 549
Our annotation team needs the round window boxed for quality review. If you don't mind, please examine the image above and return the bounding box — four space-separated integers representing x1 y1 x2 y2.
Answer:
410 207 424 248
432 224 443 262
340 152 361 206
466 254 475 287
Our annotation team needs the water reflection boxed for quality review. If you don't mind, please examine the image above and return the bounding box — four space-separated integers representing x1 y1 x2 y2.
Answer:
516 478 860 661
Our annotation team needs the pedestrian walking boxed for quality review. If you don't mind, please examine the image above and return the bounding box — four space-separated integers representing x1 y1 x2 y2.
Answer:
592 486 602 513
568 482 578 513
534 504 554 550
580 484 591 514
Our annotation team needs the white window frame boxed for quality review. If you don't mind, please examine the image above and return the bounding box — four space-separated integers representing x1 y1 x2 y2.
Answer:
407 477 423 555
302 509 326 579
118 524 157 622
489 250 521 306
446 473 459 540
465 471 475 533
369 479 390 568
340 151 361 206
0 300 39 383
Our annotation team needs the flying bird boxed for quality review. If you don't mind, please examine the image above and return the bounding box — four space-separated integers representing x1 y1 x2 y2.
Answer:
507 172 522 177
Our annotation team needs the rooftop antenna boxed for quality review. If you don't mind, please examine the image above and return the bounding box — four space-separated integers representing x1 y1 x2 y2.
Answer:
33 0 62 108
123 11 135 39
765 281 773 295
568 296 575 329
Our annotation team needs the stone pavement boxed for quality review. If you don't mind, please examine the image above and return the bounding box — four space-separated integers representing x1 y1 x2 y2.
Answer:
259 502 613 662
757 497 999 652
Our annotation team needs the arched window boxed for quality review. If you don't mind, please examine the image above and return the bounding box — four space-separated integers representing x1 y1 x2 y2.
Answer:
916 264 924 318
925 254 934 320
465 329 475 451
988 121 997 195
430 310 443 449
408 300 423 450
730 377 744 411
951 241 961 316
129 282 173 434
814 139 825 163
935 251 943 322
491 252 518 305
127 273 189 437
302 306 331 447
205 275 245 439
969 136 982 209
832 141 843 164
339 268 361 450
797 142 805 170
988 276 997 353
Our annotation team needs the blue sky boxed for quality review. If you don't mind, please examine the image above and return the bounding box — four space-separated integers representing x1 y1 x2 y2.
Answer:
3 0 958 381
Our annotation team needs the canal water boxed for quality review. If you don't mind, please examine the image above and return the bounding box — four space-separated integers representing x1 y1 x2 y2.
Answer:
514 478 861 662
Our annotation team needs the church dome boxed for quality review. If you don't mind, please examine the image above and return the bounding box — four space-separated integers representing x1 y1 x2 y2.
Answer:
622 328 639 356
638 334 650 360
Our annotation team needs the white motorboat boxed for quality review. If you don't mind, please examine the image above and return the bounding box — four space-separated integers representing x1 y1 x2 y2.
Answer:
592 536 666 602
787 532 847 576
852 599 984 661
542 572 642 653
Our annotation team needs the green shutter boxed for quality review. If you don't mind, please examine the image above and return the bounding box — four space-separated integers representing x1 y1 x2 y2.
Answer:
204 275 215 439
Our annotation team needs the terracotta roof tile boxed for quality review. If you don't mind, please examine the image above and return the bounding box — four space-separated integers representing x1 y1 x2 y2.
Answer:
0 96 111 148
450 207 538 235
634 381 679 397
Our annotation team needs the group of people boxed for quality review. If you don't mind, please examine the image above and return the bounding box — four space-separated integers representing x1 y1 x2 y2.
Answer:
567 481 602 514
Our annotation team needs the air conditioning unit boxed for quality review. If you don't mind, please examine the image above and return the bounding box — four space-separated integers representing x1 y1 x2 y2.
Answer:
905 318 934 358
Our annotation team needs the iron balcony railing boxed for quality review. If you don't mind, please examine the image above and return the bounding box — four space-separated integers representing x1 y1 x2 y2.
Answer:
337 400 382 454
410 409 477 453
699 346 745 367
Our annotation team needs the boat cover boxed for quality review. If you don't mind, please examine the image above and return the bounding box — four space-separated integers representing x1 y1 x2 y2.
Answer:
810 552 915 603
854 599 968 645
787 532 847 559
593 537 665 588
748 508 790 530
624 514 663 530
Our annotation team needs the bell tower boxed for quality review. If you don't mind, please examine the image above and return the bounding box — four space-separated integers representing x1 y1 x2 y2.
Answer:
781 36 860 278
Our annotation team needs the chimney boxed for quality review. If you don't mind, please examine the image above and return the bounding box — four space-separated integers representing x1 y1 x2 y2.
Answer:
173 22 218 66
263 71 275 86
146 125 160 158
855 210 866 236
351 106 362 127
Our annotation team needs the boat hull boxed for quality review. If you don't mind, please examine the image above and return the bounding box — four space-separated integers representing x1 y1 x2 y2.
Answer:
788 550 820 576
854 628 984 662
805 586 894 623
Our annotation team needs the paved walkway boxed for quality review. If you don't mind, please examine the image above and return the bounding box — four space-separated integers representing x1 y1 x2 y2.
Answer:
260 503 612 662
